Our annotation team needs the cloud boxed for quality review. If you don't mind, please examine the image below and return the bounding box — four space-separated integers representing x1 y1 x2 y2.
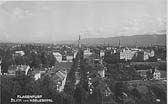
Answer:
0 1 7 6
0 1 166 42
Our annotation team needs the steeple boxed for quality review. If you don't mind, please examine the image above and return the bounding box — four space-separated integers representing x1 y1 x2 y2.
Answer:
78 35 81 48
119 40 121 48
135 41 138 48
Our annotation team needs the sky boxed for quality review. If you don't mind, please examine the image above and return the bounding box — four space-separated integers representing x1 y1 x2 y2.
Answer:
0 0 166 43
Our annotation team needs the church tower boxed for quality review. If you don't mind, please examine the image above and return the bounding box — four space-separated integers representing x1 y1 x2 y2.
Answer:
119 40 121 48
78 35 81 49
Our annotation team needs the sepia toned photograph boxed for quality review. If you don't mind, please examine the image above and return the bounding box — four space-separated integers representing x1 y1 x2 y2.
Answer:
0 0 167 104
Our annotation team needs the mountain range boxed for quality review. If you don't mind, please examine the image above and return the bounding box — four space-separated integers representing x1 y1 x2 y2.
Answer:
56 34 166 47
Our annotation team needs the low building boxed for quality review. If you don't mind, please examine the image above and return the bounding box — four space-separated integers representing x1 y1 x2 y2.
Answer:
153 69 161 80
53 70 67 92
53 52 62 62
120 49 137 61
14 51 25 56
8 65 17 75
84 48 93 59
73 51 78 59
62 55 73 62
100 50 105 58
135 50 155 61
16 65 30 76
33 70 46 80
136 70 149 79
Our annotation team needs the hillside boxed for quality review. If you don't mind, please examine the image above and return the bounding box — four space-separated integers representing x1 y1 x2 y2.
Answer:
57 34 166 47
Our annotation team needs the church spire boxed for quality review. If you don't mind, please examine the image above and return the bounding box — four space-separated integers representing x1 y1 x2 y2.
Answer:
135 41 138 48
78 35 81 48
119 40 121 48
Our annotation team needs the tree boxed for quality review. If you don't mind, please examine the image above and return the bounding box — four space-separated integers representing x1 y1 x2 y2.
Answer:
30 56 42 68
115 82 125 103
74 85 87 104
15 56 25 65
131 88 141 99
48 54 56 67
1 59 8 73
41 52 49 68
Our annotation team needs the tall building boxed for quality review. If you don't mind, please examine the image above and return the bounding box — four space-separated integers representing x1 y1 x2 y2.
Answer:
0 57 1 75
78 35 81 49
119 40 121 48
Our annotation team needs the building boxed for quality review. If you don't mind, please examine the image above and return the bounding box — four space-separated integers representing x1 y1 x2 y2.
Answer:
0 57 1 75
14 51 25 56
84 48 93 59
120 49 137 61
96 64 106 78
73 51 78 59
153 69 161 80
135 50 154 61
53 70 67 92
8 65 17 75
16 65 30 76
136 70 149 79
33 70 46 80
100 50 105 58
53 52 62 62
66 56 73 62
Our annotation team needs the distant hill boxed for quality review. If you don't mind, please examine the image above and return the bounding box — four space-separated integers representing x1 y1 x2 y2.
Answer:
57 34 166 47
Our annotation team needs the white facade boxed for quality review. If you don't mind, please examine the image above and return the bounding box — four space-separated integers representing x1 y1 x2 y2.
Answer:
73 51 78 59
16 65 30 75
15 51 25 56
120 50 137 61
53 52 62 62
143 50 155 61
34 73 41 80
100 50 105 58
98 70 105 78
153 70 161 80
144 51 149 61
58 70 67 92
66 56 73 62
34 71 46 80
84 48 92 59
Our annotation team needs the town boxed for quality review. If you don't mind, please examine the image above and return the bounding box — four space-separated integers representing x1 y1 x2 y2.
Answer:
0 35 166 104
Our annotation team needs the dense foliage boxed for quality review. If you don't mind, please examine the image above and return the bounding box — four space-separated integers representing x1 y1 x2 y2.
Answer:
0 45 56 73
1 75 74 104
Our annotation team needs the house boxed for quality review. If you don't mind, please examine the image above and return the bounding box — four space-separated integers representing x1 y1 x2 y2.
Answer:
62 55 73 62
84 48 93 59
120 49 137 61
8 65 17 75
66 56 73 62
136 70 149 79
100 50 105 58
34 72 41 80
33 70 46 80
153 69 161 80
14 51 25 56
53 50 74 63
86 53 101 65
96 64 106 78
7 65 31 76
73 51 78 59
153 67 166 80
135 50 155 61
52 70 67 92
53 52 62 62
16 65 30 76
